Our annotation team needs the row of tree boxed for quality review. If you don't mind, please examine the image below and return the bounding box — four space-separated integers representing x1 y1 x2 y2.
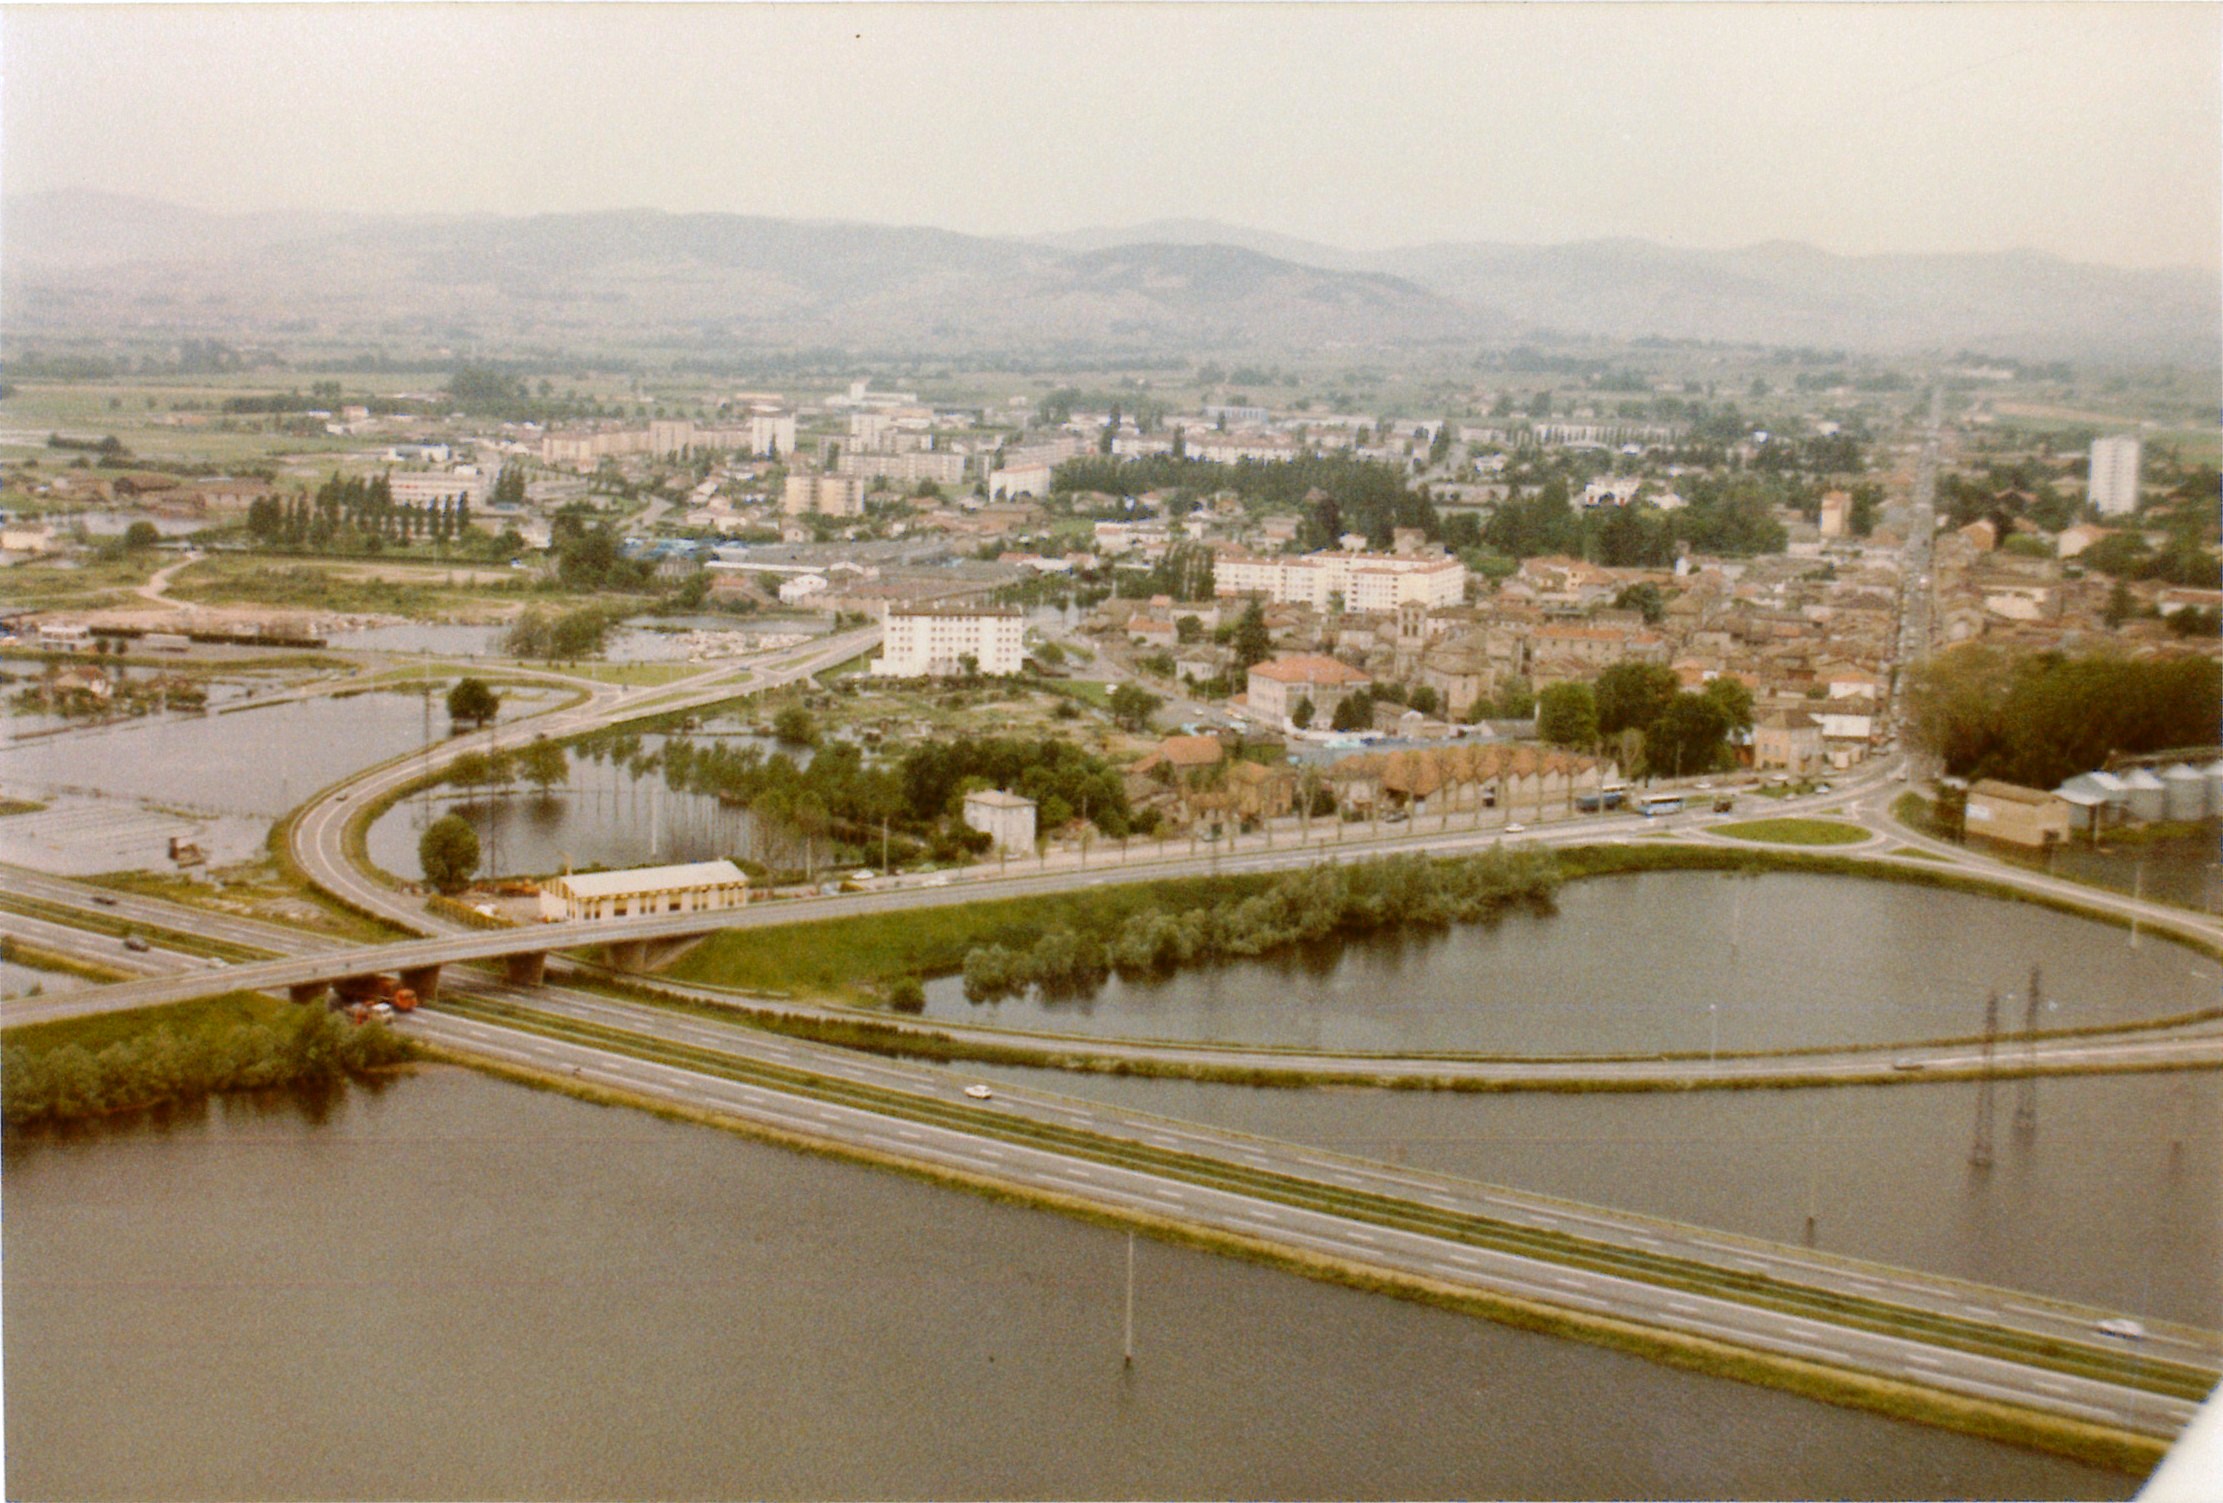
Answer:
959 849 1560 1001
2 1005 411 1127
1907 645 2221 791
1535 664 1753 778
1049 454 1440 550
1483 474 1792 564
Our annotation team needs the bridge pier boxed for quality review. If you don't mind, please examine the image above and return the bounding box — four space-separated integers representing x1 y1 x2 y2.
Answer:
601 933 707 974
502 951 548 987
400 964 443 1004
288 982 329 1005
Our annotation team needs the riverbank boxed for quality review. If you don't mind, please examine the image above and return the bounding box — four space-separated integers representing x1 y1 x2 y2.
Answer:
1 992 414 1127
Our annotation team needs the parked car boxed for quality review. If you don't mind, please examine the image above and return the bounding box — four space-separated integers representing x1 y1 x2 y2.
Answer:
122 934 151 953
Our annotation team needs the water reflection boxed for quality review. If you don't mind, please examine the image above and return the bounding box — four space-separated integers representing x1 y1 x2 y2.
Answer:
1 1065 2131 1500
923 872 2218 1055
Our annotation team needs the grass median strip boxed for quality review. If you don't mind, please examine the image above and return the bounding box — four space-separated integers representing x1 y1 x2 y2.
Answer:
0 893 274 965
432 989 2216 1407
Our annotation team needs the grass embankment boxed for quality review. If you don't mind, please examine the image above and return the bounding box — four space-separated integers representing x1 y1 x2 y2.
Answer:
1554 843 2223 960
83 863 405 946
428 995 2189 1472
1711 818 1871 847
1 936 131 985
667 869 1306 999
0 892 270 964
1 992 413 1127
0 797 49 817
671 840 2222 1008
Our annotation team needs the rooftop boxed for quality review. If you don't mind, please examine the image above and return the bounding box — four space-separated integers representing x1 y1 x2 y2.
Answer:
553 860 749 898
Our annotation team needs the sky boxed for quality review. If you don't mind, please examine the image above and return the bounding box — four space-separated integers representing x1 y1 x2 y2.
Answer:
3 2 2217 270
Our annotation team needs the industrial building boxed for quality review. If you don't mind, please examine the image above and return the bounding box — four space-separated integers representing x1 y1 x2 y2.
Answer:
537 860 750 923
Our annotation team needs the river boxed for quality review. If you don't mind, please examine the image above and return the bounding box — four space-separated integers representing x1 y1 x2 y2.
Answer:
2 1066 2135 1500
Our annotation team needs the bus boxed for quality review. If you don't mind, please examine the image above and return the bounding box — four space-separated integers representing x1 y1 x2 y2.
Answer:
1637 794 1685 817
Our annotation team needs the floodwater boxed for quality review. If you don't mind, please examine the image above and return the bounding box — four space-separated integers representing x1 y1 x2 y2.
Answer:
923 870 2222 1055
0 685 559 873
968 1064 2223 1329
1 1065 2134 1501
327 615 825 662
365 733 813 879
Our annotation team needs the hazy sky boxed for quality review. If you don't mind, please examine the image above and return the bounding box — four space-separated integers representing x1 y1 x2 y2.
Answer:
4 3 2217 268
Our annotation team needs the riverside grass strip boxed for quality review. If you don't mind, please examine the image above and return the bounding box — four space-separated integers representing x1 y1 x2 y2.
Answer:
434 990 2217 1406
420 1039 2170 1477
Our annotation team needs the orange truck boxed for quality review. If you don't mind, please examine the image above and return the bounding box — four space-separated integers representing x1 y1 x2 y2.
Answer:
332 974 419 1019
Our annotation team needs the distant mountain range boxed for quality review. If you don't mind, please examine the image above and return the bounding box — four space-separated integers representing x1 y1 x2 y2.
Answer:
5 191 2214 365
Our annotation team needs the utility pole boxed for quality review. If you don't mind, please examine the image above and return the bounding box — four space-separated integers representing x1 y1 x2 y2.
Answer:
2013 966 2042 1137
1970 989 1999 1170
1122 1230 1136 1368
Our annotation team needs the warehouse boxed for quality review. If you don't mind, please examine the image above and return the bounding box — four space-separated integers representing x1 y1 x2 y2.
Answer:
538 860 751 922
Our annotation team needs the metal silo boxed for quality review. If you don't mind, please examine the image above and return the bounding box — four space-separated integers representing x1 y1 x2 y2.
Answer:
2161 763 2207 821
2121 767 2167 823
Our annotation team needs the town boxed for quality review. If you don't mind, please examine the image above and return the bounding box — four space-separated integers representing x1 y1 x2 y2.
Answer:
3 6 2219 1500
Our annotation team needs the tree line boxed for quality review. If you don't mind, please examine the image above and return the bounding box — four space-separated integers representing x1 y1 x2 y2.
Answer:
1907 645 2220 790
2 1005 412 1127
1051 454 1441 549
959 849 1561 1001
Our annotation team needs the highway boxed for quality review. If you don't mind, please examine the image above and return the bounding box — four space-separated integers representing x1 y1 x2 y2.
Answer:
27 894 2205 1440
285 624 881 928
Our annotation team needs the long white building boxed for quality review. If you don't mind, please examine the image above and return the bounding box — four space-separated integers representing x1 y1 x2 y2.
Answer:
2089 435 2143 517
871 606 1025 678
1214 549 1467 612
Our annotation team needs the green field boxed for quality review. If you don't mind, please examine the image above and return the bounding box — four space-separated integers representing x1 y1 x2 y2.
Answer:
1711 818 1870 846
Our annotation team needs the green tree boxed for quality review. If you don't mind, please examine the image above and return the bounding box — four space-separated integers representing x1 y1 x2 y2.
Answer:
517 736 570 799
1612 581 1666 624
2103 579 2136 629
445 676 500 729
772 705 819 746
1536 681 1598 746
1108 682 1163 731
1229 599 1273 673
1594 662 1680 738
419 813 481 894
1290 695 1315 730
122 520 161 550
1330 693 1373 732
1701 675 1755 733
1649 692 1731 777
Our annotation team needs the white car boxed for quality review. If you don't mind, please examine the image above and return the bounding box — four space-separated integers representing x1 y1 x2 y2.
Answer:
963 1084 994 1101
2095 1317 2147 1340
1505 822 1527 834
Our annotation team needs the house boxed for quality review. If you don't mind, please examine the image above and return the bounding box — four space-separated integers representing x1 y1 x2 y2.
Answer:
1753 709 1824 774
1965 780 2071 848
1246 654 1372 727
962 789 1037 853
871 606 1025 678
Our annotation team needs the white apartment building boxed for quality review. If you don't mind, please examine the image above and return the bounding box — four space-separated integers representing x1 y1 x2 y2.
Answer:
388 469 496 507
1184 432 1302 465
837 449 968 487
542 427 653 467
1214 549 1468 612
2089 435 2143 517
988 462 1054 500
871 606 1025 678
783 472 865 518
